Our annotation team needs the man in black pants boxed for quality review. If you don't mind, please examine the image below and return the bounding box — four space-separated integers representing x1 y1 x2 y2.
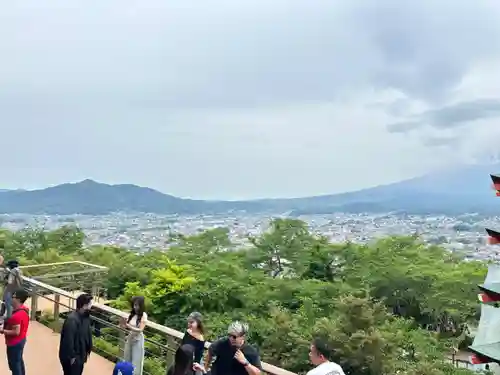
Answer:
204 321 262 375
59 293 93 375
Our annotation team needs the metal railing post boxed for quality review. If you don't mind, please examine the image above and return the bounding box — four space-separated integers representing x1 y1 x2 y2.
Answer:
30 286 38 321
91 285 99 300
119 328 126 360
53 294 60 320
165 335 179 367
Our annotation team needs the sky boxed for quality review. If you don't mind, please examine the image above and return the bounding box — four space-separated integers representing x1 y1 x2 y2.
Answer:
2 1 500 200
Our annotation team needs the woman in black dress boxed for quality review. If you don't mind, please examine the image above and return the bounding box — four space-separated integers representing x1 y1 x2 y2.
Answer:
166 344 206 375
181 312 206 366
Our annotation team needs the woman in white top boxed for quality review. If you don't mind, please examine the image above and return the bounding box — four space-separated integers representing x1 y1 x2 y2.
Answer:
121 296 147 375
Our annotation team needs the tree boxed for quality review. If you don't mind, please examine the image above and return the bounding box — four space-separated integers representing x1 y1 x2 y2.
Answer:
145 262 195 322
247 218 315 277
46 225 85 255
171 227 232 261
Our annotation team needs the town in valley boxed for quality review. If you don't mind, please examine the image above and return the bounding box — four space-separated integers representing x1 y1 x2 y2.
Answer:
1 211 498 262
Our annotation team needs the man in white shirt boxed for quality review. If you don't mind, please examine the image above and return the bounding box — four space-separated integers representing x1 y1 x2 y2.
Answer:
307 338 345 375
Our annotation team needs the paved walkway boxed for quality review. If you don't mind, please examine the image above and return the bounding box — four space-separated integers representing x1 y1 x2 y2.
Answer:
0 321 114 374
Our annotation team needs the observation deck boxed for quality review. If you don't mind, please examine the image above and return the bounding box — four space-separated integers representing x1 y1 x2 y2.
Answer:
0 261 296 375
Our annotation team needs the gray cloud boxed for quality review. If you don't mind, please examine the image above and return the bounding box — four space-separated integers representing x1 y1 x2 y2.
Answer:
426 99 500 128
386 121 421 133
351 1 500 103
1 1 500 109
387 99 500 133
420 135 460 148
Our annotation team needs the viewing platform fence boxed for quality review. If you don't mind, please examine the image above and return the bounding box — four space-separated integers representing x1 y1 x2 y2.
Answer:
18 261 297 375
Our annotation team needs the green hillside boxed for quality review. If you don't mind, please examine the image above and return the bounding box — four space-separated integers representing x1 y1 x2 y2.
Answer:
0 220 485 375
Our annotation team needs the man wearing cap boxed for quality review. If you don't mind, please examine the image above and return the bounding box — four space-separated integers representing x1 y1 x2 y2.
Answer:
203 321 262 375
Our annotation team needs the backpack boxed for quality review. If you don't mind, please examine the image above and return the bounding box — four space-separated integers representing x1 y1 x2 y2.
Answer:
5 268 22 288
11 269 23 288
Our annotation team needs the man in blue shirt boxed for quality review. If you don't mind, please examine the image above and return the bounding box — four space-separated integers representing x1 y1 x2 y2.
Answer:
113 361 134 375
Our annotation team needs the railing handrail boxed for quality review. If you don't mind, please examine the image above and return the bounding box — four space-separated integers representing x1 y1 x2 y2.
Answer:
20 260 108 270
22 274 297 375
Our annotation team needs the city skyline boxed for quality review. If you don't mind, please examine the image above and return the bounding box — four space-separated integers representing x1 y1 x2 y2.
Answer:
2 1 500 199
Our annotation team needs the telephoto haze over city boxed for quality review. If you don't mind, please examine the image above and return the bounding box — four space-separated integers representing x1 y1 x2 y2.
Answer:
0 211 499 262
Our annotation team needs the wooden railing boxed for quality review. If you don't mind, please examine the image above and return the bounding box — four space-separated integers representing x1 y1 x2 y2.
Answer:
21 272 297 375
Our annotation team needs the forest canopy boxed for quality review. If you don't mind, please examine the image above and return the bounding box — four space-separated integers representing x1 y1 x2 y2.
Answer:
0 219 487 375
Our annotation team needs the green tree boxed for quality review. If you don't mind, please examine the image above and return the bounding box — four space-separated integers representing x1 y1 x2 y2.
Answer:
247 218 315 277
145 261 195 322
46 225 85 255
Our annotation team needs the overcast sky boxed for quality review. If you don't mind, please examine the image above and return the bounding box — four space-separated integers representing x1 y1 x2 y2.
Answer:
2 1 500 199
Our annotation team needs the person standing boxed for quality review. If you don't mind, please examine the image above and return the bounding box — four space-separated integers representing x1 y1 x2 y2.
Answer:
307 338 345 375
121 296 147 375
59 293 93 375
181 311 205 373
203 321 262 375
0 288 30 375
2 260 23 319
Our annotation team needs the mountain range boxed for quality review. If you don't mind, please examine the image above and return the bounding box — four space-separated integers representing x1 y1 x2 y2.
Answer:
1 163 499 215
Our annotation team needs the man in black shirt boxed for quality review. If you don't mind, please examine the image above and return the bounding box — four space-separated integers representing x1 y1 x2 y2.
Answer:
59 293 93 375
204 321 262 375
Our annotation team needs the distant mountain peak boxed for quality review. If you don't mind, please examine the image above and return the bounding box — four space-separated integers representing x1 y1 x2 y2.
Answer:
0 178 206 215
79 179 99 184
75 179 145 190
1 162 500 215
73 179 103 187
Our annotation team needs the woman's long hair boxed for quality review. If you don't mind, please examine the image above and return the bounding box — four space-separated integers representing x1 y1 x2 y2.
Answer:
127 296 145 326
187 312 205 335
172 344 195 375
